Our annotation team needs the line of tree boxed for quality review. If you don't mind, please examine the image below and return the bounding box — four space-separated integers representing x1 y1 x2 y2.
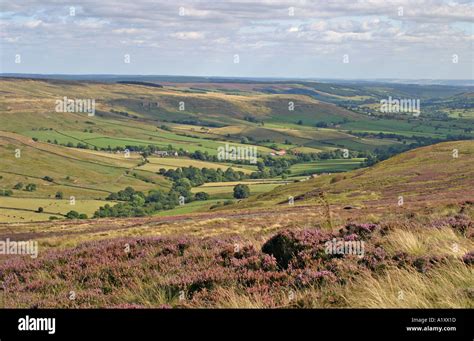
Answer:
160 167 248 186
94 177 212 218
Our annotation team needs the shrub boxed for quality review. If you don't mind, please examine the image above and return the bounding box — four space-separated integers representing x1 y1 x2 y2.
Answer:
339 223 379 240
25 183 37 192
0 189 13 196
330 174 344 184
65 210 80 219
13 182 24 190
262 229 331 269
194 192 210 201
233 184 250 199
462 251 474 265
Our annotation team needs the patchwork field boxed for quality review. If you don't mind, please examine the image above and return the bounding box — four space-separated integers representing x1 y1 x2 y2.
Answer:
0 141 472 308
3 78 471 157
0 77 473 309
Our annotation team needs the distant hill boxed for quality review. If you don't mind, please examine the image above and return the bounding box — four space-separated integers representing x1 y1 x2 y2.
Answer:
233 140 474 210
116 81 163 88
0 131 170 199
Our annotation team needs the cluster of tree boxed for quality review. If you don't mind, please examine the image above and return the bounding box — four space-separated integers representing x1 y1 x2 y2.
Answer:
95 182 211 218
169 119 222 128
350 131 406 141
13 183 37 191
160 166 248 186
44 139 96 150
189 150 221 162
170 148 368 182
91 144 179 159
297 118 349 127
94 181 249 218
244 116 263 124
233 184 250 199
256 157 291 178
314 122 329 128
93 202 149 218
65 210 88 219
31 127 54 131
97 187 176 218
243 150 364 178
0 189 13 196
292 149 366 162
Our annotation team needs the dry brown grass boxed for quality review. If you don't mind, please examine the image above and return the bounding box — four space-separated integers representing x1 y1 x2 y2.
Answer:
342 261 474 308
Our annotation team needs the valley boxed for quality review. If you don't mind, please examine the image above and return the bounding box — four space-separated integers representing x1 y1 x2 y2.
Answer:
0 76 473 308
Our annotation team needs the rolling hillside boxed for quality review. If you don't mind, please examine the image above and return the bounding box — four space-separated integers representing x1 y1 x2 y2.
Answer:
2 77 471 156
0 131 171 222
1 141 472 308
234 140 474 210
2 140 472 246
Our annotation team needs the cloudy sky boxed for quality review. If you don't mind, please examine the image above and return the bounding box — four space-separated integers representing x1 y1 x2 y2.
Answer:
1 0 473 79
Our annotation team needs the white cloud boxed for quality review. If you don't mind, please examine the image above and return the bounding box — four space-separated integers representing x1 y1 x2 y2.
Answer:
0 0 472 78
112 28 146 34
171 31 205 40
23 20 43 28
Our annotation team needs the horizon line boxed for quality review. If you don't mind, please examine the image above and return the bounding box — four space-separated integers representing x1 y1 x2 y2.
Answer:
1 73 473 83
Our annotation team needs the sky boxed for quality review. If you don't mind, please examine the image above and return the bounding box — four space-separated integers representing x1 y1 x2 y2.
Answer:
0 0 473 79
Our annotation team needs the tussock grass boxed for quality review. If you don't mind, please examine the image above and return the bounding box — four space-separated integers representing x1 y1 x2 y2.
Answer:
343 261 474 308
118 282 181 308
384 227 472 256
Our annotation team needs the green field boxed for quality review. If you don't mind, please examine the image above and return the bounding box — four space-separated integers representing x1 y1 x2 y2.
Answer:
4 78 471 159
22 126 271 156
0 77 472 223
0 133 170 199
138 157 257 174
192 180 288 199
0 197 111 222
154 199 225 216
289 158 365 176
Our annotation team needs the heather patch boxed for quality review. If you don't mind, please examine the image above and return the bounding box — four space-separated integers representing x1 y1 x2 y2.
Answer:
462 251 474 265
433 214 473 238
0 219 472 308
